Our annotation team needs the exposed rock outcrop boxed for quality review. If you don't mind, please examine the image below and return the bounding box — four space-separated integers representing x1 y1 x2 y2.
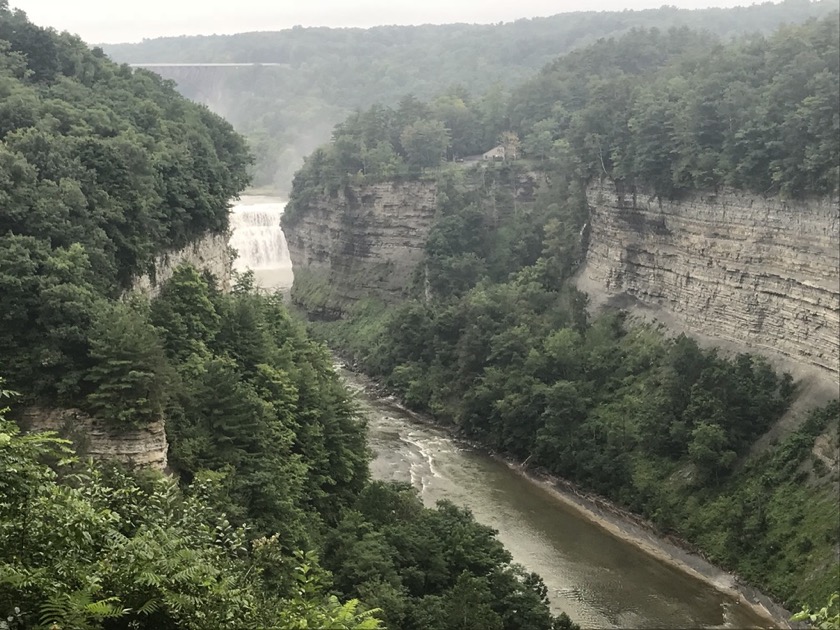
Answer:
284 174 839 381
285 181 438 315
577 182 840 378
132 232 233 297
18 407 168 471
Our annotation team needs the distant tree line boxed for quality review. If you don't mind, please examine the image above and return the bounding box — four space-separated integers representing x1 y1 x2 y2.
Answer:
103 0 837 192
287 13 838 232
509 16 839 197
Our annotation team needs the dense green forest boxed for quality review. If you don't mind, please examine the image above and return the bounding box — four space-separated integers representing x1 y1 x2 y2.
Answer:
0 5 575 629
287 16 840 613
0 0 251 406
103 0 837 191
286 13 838 218
1 271 575 629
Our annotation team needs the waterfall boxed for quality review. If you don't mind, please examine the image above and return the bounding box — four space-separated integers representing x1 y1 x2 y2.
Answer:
229 196 293 290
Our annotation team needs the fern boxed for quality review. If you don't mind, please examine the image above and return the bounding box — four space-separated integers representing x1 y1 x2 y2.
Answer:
135 598 162 615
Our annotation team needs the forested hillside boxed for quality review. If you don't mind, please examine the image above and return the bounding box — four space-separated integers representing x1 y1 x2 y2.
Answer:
0 0 251 407
0 5 575 628
286 14 838 210
103 0 836 191
287 15 840 613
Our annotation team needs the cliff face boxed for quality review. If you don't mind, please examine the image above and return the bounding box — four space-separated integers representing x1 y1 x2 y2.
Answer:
132 232 232 297
285 175 839 379
19 408 168 471
577 182 840 378
285 181 438 315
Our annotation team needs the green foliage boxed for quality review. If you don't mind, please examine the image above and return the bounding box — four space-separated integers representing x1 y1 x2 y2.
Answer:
510 16 839 196
289 15 838 214
0 388 382 630
0 5 251 404
400 119 451 171
0 259 571 627
0 9 578 629
104 1 836 192
289 17 838 610
321 482 574 630
85 301 169 427
150 265 221 361
304 150 834 609
317 280 838 609
792 592 840 629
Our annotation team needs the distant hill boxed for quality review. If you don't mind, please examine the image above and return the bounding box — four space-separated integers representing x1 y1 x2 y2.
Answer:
105 0 838 193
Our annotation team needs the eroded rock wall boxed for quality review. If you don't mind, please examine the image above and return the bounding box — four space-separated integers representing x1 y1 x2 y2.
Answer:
18 408 168 471
577 182 840 377
285 181 438 315
132 232 232 297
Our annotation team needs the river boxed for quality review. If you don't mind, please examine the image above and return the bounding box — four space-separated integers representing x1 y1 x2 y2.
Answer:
343 371 777 629
229 195 777 629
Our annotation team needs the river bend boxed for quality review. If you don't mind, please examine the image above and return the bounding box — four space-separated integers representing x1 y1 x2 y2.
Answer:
346 371 774 629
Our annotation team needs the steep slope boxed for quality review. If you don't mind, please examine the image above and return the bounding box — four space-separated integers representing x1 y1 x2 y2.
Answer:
0 3 250 453
285 181 438 316
578 182 840 378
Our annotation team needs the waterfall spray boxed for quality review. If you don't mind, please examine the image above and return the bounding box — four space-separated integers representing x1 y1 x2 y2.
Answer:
229 197 293 289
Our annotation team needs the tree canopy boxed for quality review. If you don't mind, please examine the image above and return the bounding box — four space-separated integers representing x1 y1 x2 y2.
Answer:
103 0 837 192
0 3 251 405
0 7 578 628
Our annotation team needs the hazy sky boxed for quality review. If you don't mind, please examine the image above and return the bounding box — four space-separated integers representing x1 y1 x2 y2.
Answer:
12 0 758 44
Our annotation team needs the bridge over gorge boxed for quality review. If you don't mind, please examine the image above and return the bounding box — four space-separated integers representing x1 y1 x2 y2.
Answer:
130 63 291 68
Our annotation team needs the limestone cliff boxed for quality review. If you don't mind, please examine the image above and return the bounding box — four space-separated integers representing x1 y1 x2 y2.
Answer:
577 182 840 378
285 181 438 315
132 232 233 297
19 408 168 471
284 174 839 380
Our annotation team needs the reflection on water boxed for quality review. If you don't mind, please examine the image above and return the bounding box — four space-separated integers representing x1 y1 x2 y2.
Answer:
347 373 773 629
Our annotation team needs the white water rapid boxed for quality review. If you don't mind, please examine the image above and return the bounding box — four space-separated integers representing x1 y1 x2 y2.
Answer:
229 196 293 290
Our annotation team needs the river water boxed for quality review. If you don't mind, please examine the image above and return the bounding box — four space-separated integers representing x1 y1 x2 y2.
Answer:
227 199 775 629
343 372 775 629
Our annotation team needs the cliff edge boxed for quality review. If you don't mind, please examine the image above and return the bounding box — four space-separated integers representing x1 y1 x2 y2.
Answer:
285 181 438 315
577 182 840 380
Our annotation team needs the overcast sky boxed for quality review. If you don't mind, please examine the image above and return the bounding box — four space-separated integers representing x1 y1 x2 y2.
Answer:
12 0 760 44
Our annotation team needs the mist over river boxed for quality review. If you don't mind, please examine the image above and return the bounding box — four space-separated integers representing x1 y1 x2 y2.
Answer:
342 370 778 629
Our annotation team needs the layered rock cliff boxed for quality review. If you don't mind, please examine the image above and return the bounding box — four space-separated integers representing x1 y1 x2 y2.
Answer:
285 181 438 315
285 175 839 380
132 232 233 297
19 408 168 471
577 182 840 378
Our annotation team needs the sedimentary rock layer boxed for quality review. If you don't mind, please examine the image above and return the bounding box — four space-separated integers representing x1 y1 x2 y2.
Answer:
578 182 840 377
285 181 438 314
132 232 233 297
19 407 168 471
